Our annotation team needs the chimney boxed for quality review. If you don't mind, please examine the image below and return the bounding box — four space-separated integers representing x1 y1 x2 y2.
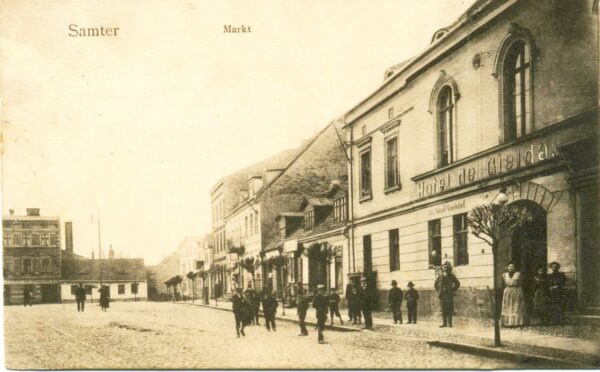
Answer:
9 209 14 216
263 169 285 185
26 208 40 216
65 222 73 253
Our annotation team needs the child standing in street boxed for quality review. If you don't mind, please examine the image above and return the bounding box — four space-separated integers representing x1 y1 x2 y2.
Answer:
328 289 343 325
405 281 419 324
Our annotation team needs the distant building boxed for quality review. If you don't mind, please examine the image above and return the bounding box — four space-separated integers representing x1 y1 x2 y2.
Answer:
3 209 62 305
178 236 205 300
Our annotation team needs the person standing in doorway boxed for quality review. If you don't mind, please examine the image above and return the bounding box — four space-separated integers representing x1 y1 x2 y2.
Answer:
547 261 567 325
388 280 403 324
75 283 86 312
501 262 526 327
328 289 343 325
434 262 460 327
405 282 419 324
313 284 329 344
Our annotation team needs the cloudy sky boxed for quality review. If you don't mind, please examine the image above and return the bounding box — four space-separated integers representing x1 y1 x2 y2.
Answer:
1 0 473 265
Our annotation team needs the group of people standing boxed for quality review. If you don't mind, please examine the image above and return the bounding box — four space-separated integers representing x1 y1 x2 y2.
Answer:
344 277 377 329
72 283 110 312
501 261 567 327
231 285 279 338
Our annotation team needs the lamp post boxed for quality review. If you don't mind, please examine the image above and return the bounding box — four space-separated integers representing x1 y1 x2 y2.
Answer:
490 187 508 347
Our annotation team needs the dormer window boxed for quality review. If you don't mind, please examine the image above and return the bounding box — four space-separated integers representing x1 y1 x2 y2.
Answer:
333 197 347 222
304 210 314 231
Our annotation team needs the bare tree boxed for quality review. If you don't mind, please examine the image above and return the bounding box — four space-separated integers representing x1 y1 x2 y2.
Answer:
467 201 532 346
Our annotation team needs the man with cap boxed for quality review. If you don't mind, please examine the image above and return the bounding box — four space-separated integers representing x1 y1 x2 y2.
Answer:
312 284 329 343
357 277 375 330
388 280 403 324
405 281 419 324
434 261 460 327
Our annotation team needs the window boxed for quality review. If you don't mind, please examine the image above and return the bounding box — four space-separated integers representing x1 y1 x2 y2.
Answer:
41 234 49 246
41 258 50 273
503 40 531 141
335 255 343 289
118 284 125 294
3 257 11 273
333 197 347 222
14 258 22 273
32 258 40 273
385 137 399 189
437 86 454 167
363 235 372 273
453 213 469 266
31 234 41 246
50 234 58 246
254 212 259 234
428 219 442 267
13 234 22 246
389 229 400 272
360 150 372 198
23 258 32 273
250 214 254 236
304 210 314 231
244 216 248 238
3 234 10 247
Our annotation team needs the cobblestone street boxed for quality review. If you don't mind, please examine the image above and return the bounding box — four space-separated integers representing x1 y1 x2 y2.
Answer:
3 302 543 369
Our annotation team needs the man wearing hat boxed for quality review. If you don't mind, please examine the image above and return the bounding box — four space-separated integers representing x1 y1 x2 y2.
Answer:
388 280 403 324
434 261 460 327
357 277 375 330
405 282 419 324
313 284 329 343
547 261 566 325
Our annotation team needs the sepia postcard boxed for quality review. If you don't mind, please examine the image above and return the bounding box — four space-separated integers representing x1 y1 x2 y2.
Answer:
1 0 599 370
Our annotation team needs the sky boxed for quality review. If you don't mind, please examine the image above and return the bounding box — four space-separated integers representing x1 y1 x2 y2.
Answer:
0 0 473 265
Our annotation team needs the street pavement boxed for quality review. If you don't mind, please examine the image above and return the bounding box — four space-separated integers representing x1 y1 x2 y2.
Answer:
3 301 536 370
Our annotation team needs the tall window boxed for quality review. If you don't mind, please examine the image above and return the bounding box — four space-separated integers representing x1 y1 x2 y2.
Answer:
428 219 442 267
389 229 400 272
504 40 531 141
23 258 32 273
304 210 314 231
333 197 347 222
250 214 254 236
360 150 372 198
118 284 125 294
41 234 49 246
363 235 372 273
453 213 469 266
244 216 248 238
385 137 399 189
437 86 454 167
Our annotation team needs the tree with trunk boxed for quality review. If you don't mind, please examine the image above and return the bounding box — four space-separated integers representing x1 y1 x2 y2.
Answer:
240 257 257 287
268 254 287 315
186 271 196 302
467 200 532 347
307 243 336 294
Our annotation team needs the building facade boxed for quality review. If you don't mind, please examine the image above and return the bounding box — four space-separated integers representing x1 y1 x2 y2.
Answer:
3 209 62 304
177 236 204 300
344 0 599 317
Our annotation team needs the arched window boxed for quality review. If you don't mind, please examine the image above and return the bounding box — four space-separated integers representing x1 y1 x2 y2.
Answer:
437 86 454 167
503 40 531 141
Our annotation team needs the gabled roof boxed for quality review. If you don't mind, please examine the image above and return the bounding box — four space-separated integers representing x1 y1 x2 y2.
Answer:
62 257 146 282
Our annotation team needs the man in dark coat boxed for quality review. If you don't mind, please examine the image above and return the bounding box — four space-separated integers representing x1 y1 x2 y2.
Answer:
296 285 310 336
244 285 260 325
434 262 460 327
232 287 248 337
547 261 567 325
405 281 420 324
313 284 329 344
328 289 343 325
262 290 278 331
358 278 375 330
75 283 86 312
388 280 403 324
345 281 354 322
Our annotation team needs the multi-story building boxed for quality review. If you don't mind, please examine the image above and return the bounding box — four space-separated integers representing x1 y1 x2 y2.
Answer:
343 0 599 317
3 209 62 304
177 236 204 300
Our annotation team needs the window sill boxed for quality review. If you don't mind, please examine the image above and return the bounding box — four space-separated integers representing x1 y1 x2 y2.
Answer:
383 184 401 194
358 194 372 203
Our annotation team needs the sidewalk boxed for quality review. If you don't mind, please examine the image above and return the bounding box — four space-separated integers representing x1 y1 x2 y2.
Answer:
182 300 600 367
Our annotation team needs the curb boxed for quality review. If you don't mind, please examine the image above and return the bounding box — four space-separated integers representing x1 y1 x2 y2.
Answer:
427 340 595 368
184 302 361 332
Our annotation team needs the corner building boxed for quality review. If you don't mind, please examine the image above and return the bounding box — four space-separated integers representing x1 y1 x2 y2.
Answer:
344 0 599 318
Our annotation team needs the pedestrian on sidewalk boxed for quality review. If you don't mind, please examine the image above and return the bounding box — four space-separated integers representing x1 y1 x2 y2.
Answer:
262 290 278 331
350 280 362 324
434 261 460 328
75 283 86 312
23 287 33 307
313 284 329 344
388 280 403 324
547 261 567 325
297 285 310 336
99 285 110 312
405 281 419 324
532 266 550 325
245 285 260 325
501 262 526 327
358 278 375 330
328 289 343 325
232 287 247 338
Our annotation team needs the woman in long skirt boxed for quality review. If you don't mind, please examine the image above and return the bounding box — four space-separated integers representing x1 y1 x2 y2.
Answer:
501 262 526 327
99 286 110 312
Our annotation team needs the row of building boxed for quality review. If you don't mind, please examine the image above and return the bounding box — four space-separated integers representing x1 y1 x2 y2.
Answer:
3 208 147 305
158 0 600 319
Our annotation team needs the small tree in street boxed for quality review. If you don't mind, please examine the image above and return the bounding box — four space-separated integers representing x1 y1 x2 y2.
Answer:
240 257 257 287
268 254 287 315
187 271 197 302
467 198 532 347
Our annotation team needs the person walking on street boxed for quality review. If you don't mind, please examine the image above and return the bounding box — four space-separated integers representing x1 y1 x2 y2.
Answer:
245 285 260 325
262 290 278 331
358 278 375 330
434 261 460 327
405 281 419 324
23 287 32 307
99 285 110 312
313 284 329 344
75 283 86 312
388 280 403 324
501 262 526 327
547 261 567 325
232 287 248 337
328 289 343 325
296 285 310 336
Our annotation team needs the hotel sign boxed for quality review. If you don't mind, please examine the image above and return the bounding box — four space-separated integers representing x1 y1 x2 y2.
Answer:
415 139 559 199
